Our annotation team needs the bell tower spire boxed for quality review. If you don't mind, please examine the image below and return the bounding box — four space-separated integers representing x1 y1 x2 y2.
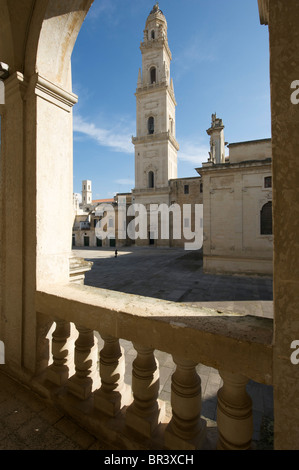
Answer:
132 4 179 193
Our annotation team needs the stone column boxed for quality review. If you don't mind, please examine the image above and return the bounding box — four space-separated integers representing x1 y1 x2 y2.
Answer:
68 326 100 400
94 335 132 416
217 371 252 450
47 319 75 386
164 358 206 450
126 344 165 438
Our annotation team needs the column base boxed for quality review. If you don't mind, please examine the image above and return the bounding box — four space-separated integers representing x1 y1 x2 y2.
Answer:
126 400 165 438
47 364 71 386
94 385 132 417
164 418 207 450
67 374 100 400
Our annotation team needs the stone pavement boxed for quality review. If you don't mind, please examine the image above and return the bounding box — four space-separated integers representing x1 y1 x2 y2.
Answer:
78 246 273 319
0 370 112 450
0 247 274 449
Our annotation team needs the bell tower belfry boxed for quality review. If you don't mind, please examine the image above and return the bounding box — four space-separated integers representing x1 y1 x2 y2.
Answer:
133 3 179 194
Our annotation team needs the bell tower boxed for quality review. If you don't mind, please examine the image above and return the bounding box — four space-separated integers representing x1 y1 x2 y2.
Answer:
133 3 179 194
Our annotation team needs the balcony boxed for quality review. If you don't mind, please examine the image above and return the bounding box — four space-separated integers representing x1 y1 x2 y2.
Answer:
0 280 273 451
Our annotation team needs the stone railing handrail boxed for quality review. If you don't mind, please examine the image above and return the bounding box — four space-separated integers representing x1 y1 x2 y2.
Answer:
36 283 273 385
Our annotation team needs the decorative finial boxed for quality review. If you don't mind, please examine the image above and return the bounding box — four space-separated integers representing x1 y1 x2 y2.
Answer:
150 2 163 16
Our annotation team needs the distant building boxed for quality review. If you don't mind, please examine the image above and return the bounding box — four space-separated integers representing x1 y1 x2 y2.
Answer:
73 192 133 248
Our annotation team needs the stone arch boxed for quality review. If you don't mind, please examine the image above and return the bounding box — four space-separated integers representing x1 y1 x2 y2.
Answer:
0 1 94 88
36 1 94 89
144 164 158 188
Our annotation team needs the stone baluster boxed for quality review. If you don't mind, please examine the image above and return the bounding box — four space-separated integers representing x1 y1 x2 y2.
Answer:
47 319 75 385
217 371 253 450
164 357 206 450
68 325 100 400
94 335 132 416
126 344 165 438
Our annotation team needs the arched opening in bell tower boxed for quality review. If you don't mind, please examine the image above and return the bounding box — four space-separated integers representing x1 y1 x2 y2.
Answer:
148 171 155 188
148 116 155 134
150 67 156 84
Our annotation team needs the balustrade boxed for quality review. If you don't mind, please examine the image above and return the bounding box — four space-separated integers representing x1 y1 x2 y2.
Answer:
33 285 273 450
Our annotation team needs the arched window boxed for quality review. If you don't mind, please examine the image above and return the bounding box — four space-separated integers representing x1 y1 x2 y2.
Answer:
148 171 154 188
151 30 155 39
148 116 154 134
150 67 156 84
260 201 272 235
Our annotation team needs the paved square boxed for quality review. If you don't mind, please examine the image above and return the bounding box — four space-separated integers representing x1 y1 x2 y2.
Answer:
74 246 273 318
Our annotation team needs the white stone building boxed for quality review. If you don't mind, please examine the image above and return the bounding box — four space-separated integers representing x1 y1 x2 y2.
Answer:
131 3 202 248
196 115 273 275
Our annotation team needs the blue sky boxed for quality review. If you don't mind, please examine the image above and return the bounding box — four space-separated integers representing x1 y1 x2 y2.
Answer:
72 0 271 200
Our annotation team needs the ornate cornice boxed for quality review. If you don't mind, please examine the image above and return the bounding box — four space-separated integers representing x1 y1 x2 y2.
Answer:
140 38 172 61
132 130 179 151
135 81 177 106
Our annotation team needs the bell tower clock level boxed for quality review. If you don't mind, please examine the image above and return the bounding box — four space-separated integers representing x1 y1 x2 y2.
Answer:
133 3 179 193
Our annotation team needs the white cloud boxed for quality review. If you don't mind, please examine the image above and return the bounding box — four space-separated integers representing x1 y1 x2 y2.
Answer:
173 34 217 81
115 178 135 186
178 141 209 167
87 0 116 21
73 114 134 154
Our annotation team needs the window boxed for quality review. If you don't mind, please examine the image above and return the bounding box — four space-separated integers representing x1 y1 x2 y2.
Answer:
200 183 203 193
260 201 272 235
184 184 189 195
150 67 156 84
148 116 154 134
264 176 272 188
151 30 155 39
148 171 154 188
